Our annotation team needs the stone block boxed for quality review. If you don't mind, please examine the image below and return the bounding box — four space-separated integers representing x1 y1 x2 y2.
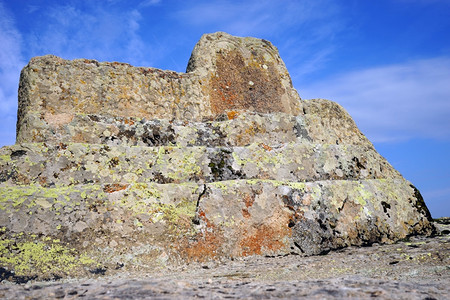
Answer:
0 32 434 280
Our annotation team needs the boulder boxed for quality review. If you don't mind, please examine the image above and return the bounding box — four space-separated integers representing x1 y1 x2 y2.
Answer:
0 32 434 280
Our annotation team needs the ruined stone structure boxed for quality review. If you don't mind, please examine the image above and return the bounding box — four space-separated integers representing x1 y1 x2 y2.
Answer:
0 32 434 280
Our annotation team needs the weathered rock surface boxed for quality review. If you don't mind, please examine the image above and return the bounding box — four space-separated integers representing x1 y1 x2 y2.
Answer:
1 222 448 299
16 32 300 143
0 32 435 281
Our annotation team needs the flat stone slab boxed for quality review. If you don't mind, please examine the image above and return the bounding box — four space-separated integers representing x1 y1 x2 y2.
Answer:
0 179 434 280
1 142 399 186
16 100 370 147
1 226 448 299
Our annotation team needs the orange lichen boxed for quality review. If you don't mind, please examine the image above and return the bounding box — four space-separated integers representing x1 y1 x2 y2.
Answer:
243 194 255 208
239 224 289 256
242 208 251 218
38 176 48 186
226 110 240 120
241 194 255 218
72 132 86 143
103 183 129 193
209 49 285 116
259 143 273 151
123 118 135 126
183 231 222 261
181 211 223 261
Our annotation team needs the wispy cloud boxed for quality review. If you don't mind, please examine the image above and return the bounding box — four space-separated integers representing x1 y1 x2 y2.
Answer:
300 57 450 143
0 1 158 146
0 3 25 144
26 5 39 14
0 3 24 109
173 0 344 76
139 0 162 7
395 0 450 4
422 186 450 218
175 0 339 36
26 3 151 67
424 187 450 199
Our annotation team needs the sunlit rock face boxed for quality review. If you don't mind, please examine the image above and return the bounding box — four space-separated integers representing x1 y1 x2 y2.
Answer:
0 32 434 280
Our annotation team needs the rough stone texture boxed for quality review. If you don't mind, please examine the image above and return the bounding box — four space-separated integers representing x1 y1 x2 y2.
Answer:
1 223 448 299
16 32 301 143
15 108 369 147
186 32 301 116
0 32 436 282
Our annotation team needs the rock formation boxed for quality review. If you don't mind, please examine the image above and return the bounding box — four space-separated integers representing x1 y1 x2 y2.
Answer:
0 32 434 280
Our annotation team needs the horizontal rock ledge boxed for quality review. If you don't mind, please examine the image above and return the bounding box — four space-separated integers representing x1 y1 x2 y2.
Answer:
0 178 433 279
1 142 399 186
16 101 371 147
17 32 303 141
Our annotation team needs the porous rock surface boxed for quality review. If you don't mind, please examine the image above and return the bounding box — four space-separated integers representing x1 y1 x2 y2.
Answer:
0 32 435 281
2 224 449 299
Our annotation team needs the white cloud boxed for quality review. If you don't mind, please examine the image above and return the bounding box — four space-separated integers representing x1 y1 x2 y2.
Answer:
175 0 340 37
0 3 25 145
424 187 450 199
0 2 157 146
173 0 344 78
300 57 450 143
0 3 24 102
26 4 151 67
26 5 39 14
139 0 162 7
395 0 450 4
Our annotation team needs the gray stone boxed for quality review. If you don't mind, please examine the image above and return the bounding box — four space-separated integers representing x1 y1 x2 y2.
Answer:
1 228 448 299
0 32 435 281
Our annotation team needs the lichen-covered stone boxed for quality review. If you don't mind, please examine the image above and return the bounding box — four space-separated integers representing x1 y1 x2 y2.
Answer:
186 32 301 116
0 32 434 280
0 142 400 187
0 179 434 275
16 103 370 147
16 32 301 142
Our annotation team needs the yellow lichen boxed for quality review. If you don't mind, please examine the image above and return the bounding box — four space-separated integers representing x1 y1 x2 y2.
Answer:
211 181 229 190
148 198 197 230
245 179 306 191
0 185 39 211
165 148 203 181
0 154 11 162
0 184 106 213
0 237 96 276
354 183 372 207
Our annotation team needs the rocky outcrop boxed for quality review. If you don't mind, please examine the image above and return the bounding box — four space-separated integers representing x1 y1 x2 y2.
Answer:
2 227 449 299
16 32 300 143
0 32 434 280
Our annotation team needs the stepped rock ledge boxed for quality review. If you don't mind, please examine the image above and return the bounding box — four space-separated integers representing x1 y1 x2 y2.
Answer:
0 32 434 280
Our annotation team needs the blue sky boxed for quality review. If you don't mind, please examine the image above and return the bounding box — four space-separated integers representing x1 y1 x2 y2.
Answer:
0 0 449 217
